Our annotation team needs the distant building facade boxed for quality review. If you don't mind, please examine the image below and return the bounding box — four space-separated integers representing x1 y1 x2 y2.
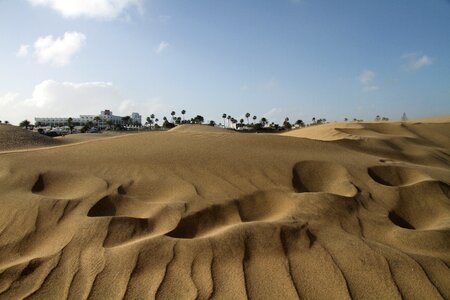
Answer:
35 109 142 128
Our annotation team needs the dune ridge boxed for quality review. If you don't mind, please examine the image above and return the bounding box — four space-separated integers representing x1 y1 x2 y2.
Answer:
0 121 449 299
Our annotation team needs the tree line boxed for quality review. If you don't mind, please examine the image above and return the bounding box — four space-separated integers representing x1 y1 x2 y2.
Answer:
9 112 405 134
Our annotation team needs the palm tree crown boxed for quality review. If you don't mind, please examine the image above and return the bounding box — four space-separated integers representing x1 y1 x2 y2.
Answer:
245 112 250 124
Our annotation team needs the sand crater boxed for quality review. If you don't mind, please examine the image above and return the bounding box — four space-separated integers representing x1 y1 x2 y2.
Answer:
292 160 358 197
388 181 450 230
31 172 107 199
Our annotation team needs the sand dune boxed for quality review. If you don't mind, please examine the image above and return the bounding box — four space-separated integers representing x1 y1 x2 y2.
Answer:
0 120 449 299
169 124 233 134
0 125 61 151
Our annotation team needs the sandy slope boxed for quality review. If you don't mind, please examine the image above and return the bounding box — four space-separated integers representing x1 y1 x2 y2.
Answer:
0 121 449 299
0 125 61 151
170 124 234 134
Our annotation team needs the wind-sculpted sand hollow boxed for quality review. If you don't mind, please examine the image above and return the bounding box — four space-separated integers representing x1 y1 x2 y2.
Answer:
0 121 449 299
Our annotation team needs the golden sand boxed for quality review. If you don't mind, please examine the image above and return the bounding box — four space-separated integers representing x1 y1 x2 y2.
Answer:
0 119 449 299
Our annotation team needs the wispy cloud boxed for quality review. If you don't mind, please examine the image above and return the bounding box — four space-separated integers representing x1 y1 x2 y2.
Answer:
155 41 169 54
401 53 433 71
358 69 379 92
33 32 86 67
27 0 143 20
16 45 30 58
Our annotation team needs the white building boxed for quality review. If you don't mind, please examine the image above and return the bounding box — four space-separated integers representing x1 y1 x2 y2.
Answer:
35 109 142 128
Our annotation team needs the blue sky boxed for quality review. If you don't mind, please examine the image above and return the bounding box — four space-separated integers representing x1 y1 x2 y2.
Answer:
0 0 449 125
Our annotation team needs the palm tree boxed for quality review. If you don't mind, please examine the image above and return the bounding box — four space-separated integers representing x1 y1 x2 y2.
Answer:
295 120 305 127
67 117 74 133
94 116 101 129
227 115 231 128
106 120 113 130
222 113 227 128
121 116 131 127
193 115 204 124
245 112 251 124
146 116 155 129
231 118 237 128
19 120 31 129
261 117 268 127
283 117 291 129
181 110 186 123
252 115 257 124
240 118 244 125
312 117 316 124
171 111 176 123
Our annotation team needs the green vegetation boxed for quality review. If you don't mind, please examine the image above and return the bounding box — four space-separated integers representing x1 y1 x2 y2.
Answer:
19 120 31 129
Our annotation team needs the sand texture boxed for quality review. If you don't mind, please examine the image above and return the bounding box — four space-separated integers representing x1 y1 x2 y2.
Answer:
0 125 61 151
0 120 449 299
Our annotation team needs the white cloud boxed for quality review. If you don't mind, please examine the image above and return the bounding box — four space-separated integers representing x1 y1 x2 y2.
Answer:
402 53 433 71
24 80 123 111
0 93 19 107
0 81 124 124
158 15 171 23
16 45 30 58
27 0 143 20
358 69 379 92
33 32 86 67
0 80 171 125
155 41 169 54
